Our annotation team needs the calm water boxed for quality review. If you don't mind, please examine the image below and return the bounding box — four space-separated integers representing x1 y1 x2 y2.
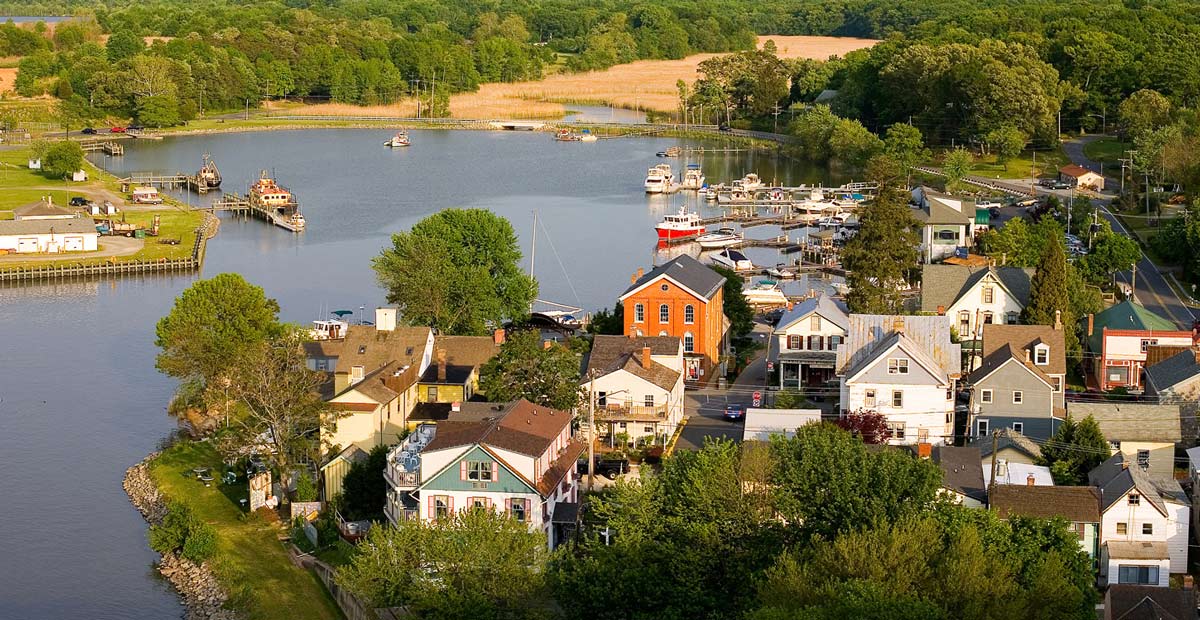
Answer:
1 15 73 23
0 128 842 618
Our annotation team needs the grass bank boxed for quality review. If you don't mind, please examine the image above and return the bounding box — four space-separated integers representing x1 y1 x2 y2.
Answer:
964 147 1070 180
1083 137 1128 164
149 440 343 620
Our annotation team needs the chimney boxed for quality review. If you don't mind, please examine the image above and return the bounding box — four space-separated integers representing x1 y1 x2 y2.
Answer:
451 401 461 413
892 317 905 335
375 307 397 332
641 346 651 368
937 305 945 315
1026 473 1035 486
637 267 644 279
1054 310 1062 330
543 339 553 350
631 273 637 284
436 348 446 382
1184 575 1195 590
1024 348 1031 363
786 302 793 311
493 328 506 345
917 443 932 459
1087 313 1094 337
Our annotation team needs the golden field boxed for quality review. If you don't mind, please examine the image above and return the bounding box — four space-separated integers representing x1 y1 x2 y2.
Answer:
291 35 877 120
0 67 15 93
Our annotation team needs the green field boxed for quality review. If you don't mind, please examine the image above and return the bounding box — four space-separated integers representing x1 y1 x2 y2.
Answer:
149 441 343 620
1083 137 1129 164
965 147 1070 179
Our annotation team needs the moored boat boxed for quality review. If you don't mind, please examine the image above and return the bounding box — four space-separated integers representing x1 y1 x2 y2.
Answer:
196 153 221 189
384 130 411 147
742 279 788 307
645 164 675 193
740 173 764 191
656 146 682 157
710 247 754 271
655 205 704 240
555 128 580 142
696 227 742 249
249 170 305 232
681 163 705 190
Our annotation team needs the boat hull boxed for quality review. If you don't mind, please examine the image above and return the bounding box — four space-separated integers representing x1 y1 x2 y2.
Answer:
656 227 703 240
697 236 741 249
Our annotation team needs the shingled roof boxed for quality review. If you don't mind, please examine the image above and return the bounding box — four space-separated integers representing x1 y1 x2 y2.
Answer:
978 428 1042 461
0 217 97 236
13 198 78 220
1089 454 1187 516
933 446 986 503
585 335 682 391
1106 585 1195 620
621 255 725 301
1146 349 1200 393
920 264 1035 314
774 294 849 333
837 315 960 379
421 400 572 459
321 325 431 378
967 342 1054 387
990 485 1101 523
1068 402 1182 443
981 323 1067 375
433 335 501 368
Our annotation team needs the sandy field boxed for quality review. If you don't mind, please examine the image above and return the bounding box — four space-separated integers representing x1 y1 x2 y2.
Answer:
292 35 877 120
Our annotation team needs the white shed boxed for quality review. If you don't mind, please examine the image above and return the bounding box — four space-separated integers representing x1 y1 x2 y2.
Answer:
0 218 99 254
742 408 822 442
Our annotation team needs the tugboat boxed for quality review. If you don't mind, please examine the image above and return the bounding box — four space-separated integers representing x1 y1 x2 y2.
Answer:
249 170 305 232
655 205 704 240
195 153 221 189
384 130 411 147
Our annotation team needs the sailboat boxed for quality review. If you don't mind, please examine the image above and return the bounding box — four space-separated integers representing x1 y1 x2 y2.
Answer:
528 211 583 328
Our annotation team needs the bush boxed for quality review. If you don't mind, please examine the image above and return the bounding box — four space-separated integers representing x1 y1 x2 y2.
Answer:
294 471 317 502
149 500 218 563
181 521 217 563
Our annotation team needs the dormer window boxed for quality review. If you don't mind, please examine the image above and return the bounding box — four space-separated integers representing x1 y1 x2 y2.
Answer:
887 358 909 375
1034 344 1049 366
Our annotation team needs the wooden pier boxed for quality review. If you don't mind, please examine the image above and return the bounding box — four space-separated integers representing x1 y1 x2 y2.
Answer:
119 173 215 194
80 140 124 156
206 193 304 232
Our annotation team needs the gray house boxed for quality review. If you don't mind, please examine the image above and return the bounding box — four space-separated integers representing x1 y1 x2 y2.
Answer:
966 323 1067 442
1145 348 1200 403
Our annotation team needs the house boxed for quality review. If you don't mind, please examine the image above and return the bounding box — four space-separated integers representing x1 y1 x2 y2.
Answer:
978 428 1043 467
966 322 1067 442
584 335 685 446
1069 403 1182 479
987 460 1052 487
415 333 502 407
1103 585 1196 620
1090 455 1189 583
619 255 729 384
836 315 961 445
741 408 822 442
303 308 434 452
769 294 849 389
1146 347 1200 403
911 186 976 263
13 197 78 221
383 400 584 548
0 217 98 254
920 264 1034 345
1060 164 1105 191
926 445 987 508
1085 300 1194 392
990 484 1102 560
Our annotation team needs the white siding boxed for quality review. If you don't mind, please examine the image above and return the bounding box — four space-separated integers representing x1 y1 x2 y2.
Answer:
944 274 1025 339
841 381 953 445
1100 490 1190 574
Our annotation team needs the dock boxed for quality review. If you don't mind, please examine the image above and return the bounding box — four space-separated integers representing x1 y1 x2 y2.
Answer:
80 140 124 156
118 173 216 195
206 193 304 232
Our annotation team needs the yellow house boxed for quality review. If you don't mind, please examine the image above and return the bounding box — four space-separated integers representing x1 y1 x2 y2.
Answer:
410 333 503 426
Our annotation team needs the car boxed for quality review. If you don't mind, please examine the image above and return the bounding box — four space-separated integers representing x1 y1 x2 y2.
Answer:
81 127 96 135
723 403 746 421
718 123 732 132
127 124 145 132
988 206 1001 218
1016 198 1039 209
576 456 629 479
1051 180 1073 190
68 196 88 207
109 126 126 133
1037 178 1056 188
977 200 1001 209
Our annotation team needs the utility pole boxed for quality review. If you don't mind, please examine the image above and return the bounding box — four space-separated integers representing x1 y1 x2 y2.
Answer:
1145 172 1152 217
587 371 596 493
772 104 781 134
1131 262 1138 301
988 429 999 504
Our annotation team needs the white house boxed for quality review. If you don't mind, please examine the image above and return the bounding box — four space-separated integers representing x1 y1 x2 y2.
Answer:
1090 455 1189 585
911 186 976 263
584 335 685 445
0 218 98 254
742 408 822 442
920 264 1034 343
769 295 849 389
1060 164 1105 191
836 315 961 445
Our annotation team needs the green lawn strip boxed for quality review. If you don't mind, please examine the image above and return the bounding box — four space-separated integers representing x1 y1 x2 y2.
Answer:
149 441 343 620
1082 138 1128 164
965 147 1070 180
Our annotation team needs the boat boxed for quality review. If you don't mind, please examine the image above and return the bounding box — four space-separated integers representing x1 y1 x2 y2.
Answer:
555 128 580 142
310 317 349 340
742 280 788 307
195 153 221 189
763 187 790 202
384 130 410 147
249 170 305 232
739 173 764 191
579 129 598 142
696 227 742 249
681 163 705 190
645 164 674 193
710 247 754 271
793 188 832 222
656 146 682 157
130 186 162 204
702 185 719 201
766 263 788 279
655 205 704 241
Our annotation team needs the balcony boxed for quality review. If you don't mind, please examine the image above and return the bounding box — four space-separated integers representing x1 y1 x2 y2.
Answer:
385 461 420 488
385 490 420 525
594 402 670 422
385 423 436 489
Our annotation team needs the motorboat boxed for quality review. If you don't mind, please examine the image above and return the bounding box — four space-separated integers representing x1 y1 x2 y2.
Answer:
384 130 410 147
195 153 221 188
710 247 754 271
656 146 682 157
579 129 598 142
655 205 704 240
766 263 788 279
681 163 705 190
739 173 764 191
793 188 832 222
310 318 349 340
250 170 305 231
742 280 788 307
555 128 580 141
696 227 742 249
762 187 790 202
645 164 675 193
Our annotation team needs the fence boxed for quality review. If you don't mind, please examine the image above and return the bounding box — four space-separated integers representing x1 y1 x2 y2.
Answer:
311 560 410 620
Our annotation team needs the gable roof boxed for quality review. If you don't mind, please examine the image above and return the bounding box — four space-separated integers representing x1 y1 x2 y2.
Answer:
837 315 960 379
0 217 97 236
585 335 682 391
1106 585 1195 620
1146 349 1200 392
990 485 1101 523
488 400 572 456
14 198 77 219
1089 455 1186 516
322 325 430 377
978 428 1042 461
1089 300 1183 352
773 294 849 333
920 264 1035 314
912 188 975 226
932 446 986 503
433 335 501 368
418 363 474 386
332 362 399 403
981 323 1067 375
1059 164 1097 178
1068 402 1182 443
620 255 725 301
967 343 1054 388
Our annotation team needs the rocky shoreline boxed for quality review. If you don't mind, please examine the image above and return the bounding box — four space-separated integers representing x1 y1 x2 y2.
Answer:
123 453 241 620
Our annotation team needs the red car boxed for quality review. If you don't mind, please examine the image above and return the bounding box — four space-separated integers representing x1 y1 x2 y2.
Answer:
109 126 126 133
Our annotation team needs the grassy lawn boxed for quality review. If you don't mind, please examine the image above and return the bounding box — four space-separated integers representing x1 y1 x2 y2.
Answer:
149 441 344 620
965 147 1071 179
1083 137 1129 164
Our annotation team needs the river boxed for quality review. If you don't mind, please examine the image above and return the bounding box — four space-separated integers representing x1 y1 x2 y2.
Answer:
0 128 846 618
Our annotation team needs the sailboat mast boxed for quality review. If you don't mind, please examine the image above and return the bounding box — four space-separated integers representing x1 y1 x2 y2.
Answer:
529 210 537 312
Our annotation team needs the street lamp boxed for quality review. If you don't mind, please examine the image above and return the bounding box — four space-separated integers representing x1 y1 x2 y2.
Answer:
1087 112 1106 134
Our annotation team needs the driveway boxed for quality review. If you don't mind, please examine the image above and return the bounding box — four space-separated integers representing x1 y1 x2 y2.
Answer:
673 319 773 451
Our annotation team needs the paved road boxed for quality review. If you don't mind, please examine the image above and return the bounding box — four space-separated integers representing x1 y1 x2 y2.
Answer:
674 321 774 451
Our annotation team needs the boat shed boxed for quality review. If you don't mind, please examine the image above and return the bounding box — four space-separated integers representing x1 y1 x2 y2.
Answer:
0 217 99 254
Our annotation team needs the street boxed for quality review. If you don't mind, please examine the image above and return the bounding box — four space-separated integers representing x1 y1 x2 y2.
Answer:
674 321 773 451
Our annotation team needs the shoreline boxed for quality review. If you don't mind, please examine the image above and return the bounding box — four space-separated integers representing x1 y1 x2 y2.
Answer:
123 451 241 620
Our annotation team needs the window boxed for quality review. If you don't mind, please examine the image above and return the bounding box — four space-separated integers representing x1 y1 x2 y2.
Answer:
684 305 695 324
887 358 909 375
644 394 654 408
427 386 438 401
1012 390 1023 404
981 389 993 404
808 335 823 350
658 330 668 336
828 335 842 350
982 312 994 324
1137 450 1150 469
597 391 607 407
864 389 877 408
1075 523 1087 541
937 229 958 240
982 286 994 304
959 311 971 333
1141 339 1158 353
659 304 670 323
1012 422 1023 434
1051 376 1062 392
660 283 669 291
316 360 327 371
470 497 487 510
683 332 694 353
1118 565 1159 585
977 419 989 437
467 461 494 482
644 426 654 434
1005 311 1019 324
351 366 364 382
634 303 645 322
1116 522 1127 535
891 390 904 408
788 335 802 350
434 496 450 520
886 422 906 440
1034 346 1049 365
810 315 822 330
509 498 527 522
1143 523 1154 535
1128 494 1140 506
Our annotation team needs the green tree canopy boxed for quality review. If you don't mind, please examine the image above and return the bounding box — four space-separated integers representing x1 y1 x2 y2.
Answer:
1037 415 1110 485
987 125 1027 170
1024 232 1076 350
841 188 919 313
40 140 84 179
1117 88 1172 141
942 148 974 192
479 330 582 411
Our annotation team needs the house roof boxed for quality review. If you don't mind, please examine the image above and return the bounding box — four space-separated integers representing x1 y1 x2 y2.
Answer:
919 264 1035 314
978 428 1042 460
585 335 682 391
321 444 369 469
912 188 974 226
1146 349 1200 393
537 439 586 496
988 461 1053 487
322 325 430 376
488 400 572 457
1059 164 1097 178
0 217 97 236
837 315 960 380
773 294 849 334
1068 403 1182 443
433 335 500 368
1088 300 1181 352
990 485 1101 523
418 363 474 386
13 198 77 219
1106 540 1169 561
1090 455 1185 516
981 324 1067 375
333 362 399 403
620 255 725 301
1106 585 1195 620
967 343 1054 388
932 446 987 503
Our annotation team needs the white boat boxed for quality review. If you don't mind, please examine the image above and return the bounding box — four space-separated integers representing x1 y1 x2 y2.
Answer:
742 280 788 307
794 189 833 222
696 227 742 249
310 318 349 340
702 185 719 201
384 130 410 147
681 164 705 190
645 164 674 193
740 173 764 191
655 205 704 240
710 247 754 271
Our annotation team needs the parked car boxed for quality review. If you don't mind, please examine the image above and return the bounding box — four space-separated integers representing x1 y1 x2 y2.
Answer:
723 403 746 421
977 200 1001 210
109 126 126 133
68 196 88 206
1016 197 1039 209
1051 180 1073 190
988 206 1001 218
577 456 630 479
127 124 145 132
718 123 732 132
1037 178 1056 188
81 127 96 135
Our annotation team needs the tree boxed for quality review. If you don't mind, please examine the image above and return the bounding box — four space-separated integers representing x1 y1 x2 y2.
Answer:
479 330 582 411
1037 415 1110 485
773 389 805 409
987 125 1026 170
587 303 623 335
835 409 892 444
883 123 929 185
830 118 884 167
1117 89 1171 141
372 209 536 335
339 508 550 619
711 265 753 339
136 93 181 127
1079 228 1141 285
40 140 84 179
338 444 388 521
841 188 919 313
105 30 144 63
942 148 974 192
1023 233 1076 350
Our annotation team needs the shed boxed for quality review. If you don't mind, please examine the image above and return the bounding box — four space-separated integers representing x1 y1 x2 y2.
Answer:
320 445 369 500
742 408 822 442
1059 164 1105 191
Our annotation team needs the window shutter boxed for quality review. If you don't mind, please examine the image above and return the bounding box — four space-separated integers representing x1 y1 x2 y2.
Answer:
447 496 454 514
460 461 468 480
485 497 493 510
427 495 435 518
